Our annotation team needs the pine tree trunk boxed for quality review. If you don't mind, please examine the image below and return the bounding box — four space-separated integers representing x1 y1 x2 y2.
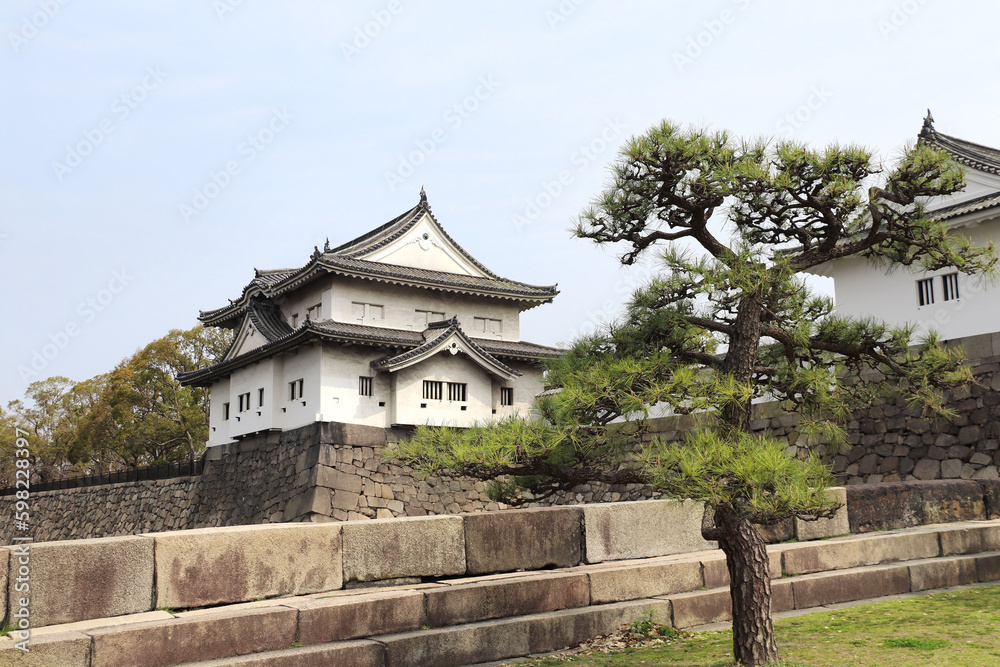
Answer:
708 506 779 666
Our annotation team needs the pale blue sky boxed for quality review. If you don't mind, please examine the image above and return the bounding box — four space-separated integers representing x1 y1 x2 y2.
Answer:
3 0 999 404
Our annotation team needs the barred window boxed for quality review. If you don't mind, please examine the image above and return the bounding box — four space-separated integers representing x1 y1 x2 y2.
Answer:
359 376 373 397
289 378 304 401
942 273 960 301
447 382 467 402
500 387 513 406
423 380 443 400
917 278 934 306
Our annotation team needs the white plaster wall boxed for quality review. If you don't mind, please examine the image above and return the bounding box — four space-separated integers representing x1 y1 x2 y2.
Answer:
361 213 483 276
277 281 328 327
223 358 286 439
392 352 494 426
281 345 324 430
325 277 523 341
491 360 546 420
829 219 1000 340
319 345 391 427
207 378 232 446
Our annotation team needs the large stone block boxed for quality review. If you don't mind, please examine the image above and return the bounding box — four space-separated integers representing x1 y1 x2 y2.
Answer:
846 480 986 532
150 523 343 609
320 422 387 447
0 630 91 666
342 515 465 583
976 553 1000 582
780 530 939 575
939 523 1000 555
909 556 978 591
425 572 589 627
290 590 425 644
283 487 334 521
791 563 910 608
702 551 783 589
89 606 297 667
190 640 384 667
527 599 673 654
6 536 154 628
587 558 702 604
313 465 364 494
794 487 849 541
582 499 715 564
669 588 732 628
463 507 582 575
380 618 529 667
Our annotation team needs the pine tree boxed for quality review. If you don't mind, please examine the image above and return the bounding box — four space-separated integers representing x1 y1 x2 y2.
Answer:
395 121 996 665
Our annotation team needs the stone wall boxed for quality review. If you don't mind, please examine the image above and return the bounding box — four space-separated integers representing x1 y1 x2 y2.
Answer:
0 422 504 545
6 333 1000 544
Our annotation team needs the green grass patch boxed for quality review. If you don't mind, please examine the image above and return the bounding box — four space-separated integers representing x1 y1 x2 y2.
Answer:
506 585 1000 666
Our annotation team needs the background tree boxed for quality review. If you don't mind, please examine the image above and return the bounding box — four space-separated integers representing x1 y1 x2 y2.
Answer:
1 324 231 482
395 122 996 666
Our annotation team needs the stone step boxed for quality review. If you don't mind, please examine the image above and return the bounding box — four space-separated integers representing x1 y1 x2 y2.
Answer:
3 520 998 667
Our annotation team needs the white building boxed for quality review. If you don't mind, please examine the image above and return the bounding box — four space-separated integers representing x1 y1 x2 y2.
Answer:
812 113 1000 340
180 190 560 446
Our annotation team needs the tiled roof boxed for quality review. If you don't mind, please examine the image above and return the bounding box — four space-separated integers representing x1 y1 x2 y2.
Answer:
179 318 561 387
927 192 1000 222
919 112 1000 176
199 192 557 327
370 317 521 379
246 298 293 341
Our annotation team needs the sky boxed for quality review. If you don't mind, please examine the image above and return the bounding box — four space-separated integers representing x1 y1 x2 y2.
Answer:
3 0 1000 405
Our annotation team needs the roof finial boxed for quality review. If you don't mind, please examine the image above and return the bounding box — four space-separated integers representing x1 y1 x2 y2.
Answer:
419 186 427 204
920 109 935 139
311 246 321 260
323 237 330 252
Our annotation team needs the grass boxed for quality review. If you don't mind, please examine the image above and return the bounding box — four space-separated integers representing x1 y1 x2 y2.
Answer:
505 585 1000 666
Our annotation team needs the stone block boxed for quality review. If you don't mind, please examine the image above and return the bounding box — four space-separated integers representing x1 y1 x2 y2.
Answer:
909 556 978 591
527 599 673 654
794 487 849 541
0 630 91 666
7 536 154 628
587 558 702 604
582 499 714 564
314 465 364 494
846 480 986 532
463 507 582 575
781 531 939 575
290 590 424 644
196 640 384 667
791 563 910 608
283 487 333 521
380 617 529 667
89 606 297 667
913 459 940 480
342 515 465 583
426 572 589 627
150 523 343 609
702 551 782 589
669 588 731 628
939 524 1000 555
331 490 361 511
320 422 387 448
976 553 1000 582
941 458 963 479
